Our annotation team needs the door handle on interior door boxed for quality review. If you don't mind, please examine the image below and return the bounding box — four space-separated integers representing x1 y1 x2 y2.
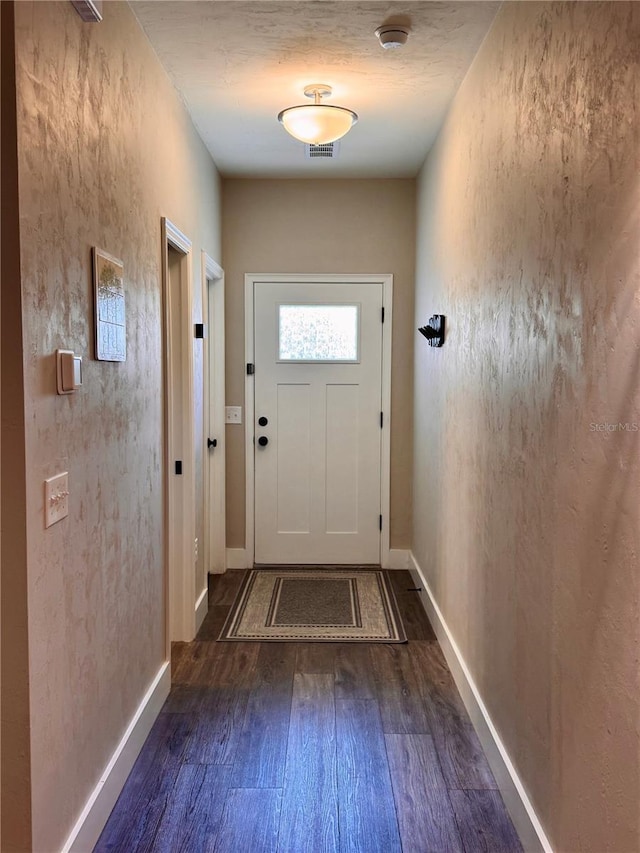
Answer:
207 438 217 449
258 436 269 447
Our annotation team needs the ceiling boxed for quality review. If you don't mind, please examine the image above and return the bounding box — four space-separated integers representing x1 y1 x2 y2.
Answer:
131 1 500 178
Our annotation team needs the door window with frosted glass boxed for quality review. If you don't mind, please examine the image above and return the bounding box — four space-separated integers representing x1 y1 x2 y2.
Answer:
277 304 360 362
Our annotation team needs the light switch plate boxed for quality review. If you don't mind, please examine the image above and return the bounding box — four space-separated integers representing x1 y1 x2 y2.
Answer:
45 472 69 528
225 406 242 424
56 349 82 394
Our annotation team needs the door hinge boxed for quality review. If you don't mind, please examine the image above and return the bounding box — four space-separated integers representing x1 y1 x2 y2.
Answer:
381 306 385 323
380 411 384 428
379 514 383 531
247 363 255 375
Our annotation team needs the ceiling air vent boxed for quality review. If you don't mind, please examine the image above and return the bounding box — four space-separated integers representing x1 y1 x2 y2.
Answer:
305 141 340 160
71 0 103 22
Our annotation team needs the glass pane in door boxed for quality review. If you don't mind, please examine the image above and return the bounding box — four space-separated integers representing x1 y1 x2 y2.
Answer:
278 304 359 362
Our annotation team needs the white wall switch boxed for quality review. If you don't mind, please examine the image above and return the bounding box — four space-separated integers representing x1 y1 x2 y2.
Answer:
45 472 69 528
225 406 242 424
56 349 82 395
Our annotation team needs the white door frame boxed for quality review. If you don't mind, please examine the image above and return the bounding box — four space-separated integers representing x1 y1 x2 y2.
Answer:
202 252 226 578
244 273 394 568
162 217 196 645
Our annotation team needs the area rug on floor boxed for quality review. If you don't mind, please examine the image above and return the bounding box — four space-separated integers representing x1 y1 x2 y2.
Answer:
219 568 407 643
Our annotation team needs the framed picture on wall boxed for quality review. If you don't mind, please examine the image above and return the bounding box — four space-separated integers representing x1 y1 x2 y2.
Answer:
93 247 126 361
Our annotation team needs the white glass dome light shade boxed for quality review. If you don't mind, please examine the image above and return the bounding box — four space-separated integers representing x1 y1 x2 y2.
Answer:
278 104 358 145
278 85 358 145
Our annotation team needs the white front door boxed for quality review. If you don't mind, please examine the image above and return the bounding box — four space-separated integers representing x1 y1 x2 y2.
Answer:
253 281 383 564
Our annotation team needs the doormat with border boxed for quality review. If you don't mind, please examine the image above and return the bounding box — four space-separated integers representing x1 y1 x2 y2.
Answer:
219 568 407 643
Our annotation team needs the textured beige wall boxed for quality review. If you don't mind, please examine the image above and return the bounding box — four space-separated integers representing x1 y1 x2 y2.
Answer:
222 178 415 551
414 3 640 851
1 4 32 850
13 2 220 849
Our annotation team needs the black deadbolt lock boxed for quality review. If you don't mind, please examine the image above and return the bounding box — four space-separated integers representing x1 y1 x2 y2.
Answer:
258 416 268 427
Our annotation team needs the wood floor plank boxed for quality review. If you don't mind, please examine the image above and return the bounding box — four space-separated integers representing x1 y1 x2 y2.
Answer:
162 683 206 714
385 731 448 789
179 642 259 764
409 641 467 715
336 699 402 853
171 640 210 685
204 640 260 687
94 713 192 852
171 641 189 674
278 673 339 852
232 642 296 787
198 571 247 639
334 643 376 700
385 733 464 853
182 685 249 765
410 642 497 789
295 641 340 674
196 605 232 640
387 573 437 641
430 703 496 791
150 764 231 852
369 643 431 734
208 569 246 606
450 789 524 852
214 788 282 853
184 639 228 681
173 637 257 688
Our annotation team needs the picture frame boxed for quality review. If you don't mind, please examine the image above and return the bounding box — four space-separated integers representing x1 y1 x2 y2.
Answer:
93 247 126 362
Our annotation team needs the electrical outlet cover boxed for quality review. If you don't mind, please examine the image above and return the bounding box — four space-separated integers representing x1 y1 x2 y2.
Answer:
45 472 69 528
225 406 242 424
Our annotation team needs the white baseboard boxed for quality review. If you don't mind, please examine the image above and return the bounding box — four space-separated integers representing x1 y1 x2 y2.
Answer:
195 586 208 633
226 547 249 569
61 661 171 853
383 548 410 570
409 553 553 853
225 548 408 570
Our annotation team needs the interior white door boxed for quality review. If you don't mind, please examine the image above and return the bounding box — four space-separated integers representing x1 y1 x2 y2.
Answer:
254 282 383 564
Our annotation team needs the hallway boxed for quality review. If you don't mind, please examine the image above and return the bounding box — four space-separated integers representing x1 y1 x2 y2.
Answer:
95 571 522 852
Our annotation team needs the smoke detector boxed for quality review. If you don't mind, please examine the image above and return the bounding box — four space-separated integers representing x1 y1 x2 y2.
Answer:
375 25 410 50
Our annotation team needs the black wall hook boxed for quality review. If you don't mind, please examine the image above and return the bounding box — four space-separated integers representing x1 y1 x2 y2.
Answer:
418 314 445 347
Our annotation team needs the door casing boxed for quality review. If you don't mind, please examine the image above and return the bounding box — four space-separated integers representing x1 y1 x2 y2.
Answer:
202 252 226 583
162 218 195 646
244 273 394 568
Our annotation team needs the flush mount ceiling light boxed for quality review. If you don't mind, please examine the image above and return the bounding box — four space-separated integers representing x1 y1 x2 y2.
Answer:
278 84 358 145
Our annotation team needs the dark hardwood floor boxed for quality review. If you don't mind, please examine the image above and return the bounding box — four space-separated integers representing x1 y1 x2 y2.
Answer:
95 570 523 852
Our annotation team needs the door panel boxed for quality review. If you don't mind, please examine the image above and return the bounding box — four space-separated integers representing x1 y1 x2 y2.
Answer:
276 383 311 533
254 282 383 565
325 384 359 534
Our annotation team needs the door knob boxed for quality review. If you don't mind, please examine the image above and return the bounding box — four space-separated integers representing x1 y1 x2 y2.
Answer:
258 416 268 426
258 436 269 447
207 437 217 449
